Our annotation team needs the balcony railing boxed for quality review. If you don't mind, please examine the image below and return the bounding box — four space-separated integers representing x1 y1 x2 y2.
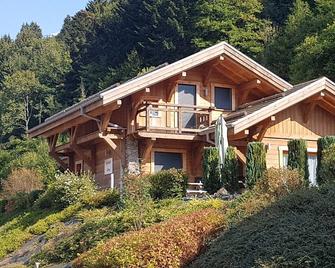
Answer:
136 102 215 134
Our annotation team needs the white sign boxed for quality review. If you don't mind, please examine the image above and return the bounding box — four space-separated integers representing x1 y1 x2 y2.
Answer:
104 158 113 175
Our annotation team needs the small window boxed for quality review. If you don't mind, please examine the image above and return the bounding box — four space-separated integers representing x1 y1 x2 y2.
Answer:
75 160 83 174
214 87 232 110
154 152 183 172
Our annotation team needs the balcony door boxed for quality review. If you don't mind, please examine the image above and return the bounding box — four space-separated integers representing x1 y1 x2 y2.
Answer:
177 84 196 129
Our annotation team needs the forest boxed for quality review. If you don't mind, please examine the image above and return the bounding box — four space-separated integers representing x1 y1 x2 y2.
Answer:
0 0 335 184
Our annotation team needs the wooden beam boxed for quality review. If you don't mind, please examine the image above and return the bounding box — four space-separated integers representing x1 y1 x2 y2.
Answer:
234 147 246 164
141 138 156 163
238 79 262 104
167 76 181 102
101 111 112 132
49 151 68 170
202 61 220 87
99 134 123 160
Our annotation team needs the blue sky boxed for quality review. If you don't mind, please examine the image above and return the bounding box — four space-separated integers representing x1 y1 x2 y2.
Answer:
0 0 90 38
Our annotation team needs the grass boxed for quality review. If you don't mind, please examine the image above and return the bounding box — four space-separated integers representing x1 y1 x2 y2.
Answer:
189 184 335 268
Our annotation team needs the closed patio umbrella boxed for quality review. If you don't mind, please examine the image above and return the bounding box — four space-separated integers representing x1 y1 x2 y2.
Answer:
215 114 229 166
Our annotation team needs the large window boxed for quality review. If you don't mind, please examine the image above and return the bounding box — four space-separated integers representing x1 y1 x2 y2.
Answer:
214 87 232 110
154 151 183 172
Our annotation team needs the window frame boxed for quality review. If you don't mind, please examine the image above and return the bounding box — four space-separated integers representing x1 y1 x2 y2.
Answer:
151 148 187 173
75 160 83 174
211 83 235 111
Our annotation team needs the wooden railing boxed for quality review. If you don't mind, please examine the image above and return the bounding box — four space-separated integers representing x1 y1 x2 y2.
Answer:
136 102 214 134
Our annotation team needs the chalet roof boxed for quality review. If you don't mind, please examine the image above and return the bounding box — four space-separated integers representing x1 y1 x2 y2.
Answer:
29 41 292 137
220 77 335 134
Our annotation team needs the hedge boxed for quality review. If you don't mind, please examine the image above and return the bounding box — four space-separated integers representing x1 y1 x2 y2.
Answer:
202 147 221 194
287 139 309 185
318 143 335 185
73 208 225 268
149 169 188 199
221 146 239 193
317 136 335 185
246 142 266 188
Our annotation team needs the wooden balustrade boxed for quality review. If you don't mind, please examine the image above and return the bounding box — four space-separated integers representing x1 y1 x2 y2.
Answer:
135 102 215 134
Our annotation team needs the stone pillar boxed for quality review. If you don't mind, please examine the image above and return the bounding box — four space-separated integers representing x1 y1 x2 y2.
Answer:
125 136 140 174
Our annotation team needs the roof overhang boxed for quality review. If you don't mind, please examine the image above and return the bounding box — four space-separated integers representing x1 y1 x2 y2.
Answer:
230 77 335 134
29 41 292 138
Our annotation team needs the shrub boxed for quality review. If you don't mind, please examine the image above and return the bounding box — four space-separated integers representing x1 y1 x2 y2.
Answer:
149 169 188 199
0 199 7 213
35 171 96 209
317 136 335 185
1 168 43 199
287 139 309 185
73 208 225 268
203 147 221 194
255 168 304 200
246 142 266 188
12 190 43 211
221 146 239 193
82 189 121 209
318 143 335 185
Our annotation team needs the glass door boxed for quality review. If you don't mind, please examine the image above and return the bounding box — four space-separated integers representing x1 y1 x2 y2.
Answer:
177 84 196 129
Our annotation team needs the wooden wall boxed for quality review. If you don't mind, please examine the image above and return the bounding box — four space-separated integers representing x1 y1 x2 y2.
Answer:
262 104 335 168
73 140 125 189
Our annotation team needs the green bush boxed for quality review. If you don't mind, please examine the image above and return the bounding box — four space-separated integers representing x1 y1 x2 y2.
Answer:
246 142 266 188
318 143 335 185
82 189 121 209
12 190 43 211
0 199 7 213
190 184 335 268
221 146 239 193
203 147 221 194
35 171 96 209
149 169 188 199
317 136 335 185
287 139 309 185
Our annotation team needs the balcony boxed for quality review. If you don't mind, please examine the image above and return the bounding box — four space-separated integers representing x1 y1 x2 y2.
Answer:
135 102 215 134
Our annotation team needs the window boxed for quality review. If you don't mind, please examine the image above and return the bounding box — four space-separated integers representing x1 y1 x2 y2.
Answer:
280 147 317 186
75 160 83 174
214 87 232 110
154 152 183 172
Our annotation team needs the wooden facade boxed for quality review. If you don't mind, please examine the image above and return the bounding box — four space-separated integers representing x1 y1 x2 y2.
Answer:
29 42 335 188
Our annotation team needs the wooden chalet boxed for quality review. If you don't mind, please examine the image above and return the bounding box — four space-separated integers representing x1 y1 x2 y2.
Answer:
29 42 335 188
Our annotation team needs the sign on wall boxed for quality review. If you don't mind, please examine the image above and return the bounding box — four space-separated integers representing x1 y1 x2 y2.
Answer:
104 158 113 175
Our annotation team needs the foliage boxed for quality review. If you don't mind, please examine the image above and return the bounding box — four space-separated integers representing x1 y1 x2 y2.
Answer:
149 169 188 200
287 139 309 185
0 138 57 188
73 208 225 268
203 147 222 194
31 198 224 265
318 144 335 185
255 168 304 200
35 171 96 209
192 0 271 57
246 142 267 188
189 184 335 268
221 146 239 193
0 199 7 213
82 189 121 209
1 168 42 199
317 136 335 184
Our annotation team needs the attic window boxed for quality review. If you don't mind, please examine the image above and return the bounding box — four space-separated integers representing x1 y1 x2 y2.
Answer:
214 87 232 110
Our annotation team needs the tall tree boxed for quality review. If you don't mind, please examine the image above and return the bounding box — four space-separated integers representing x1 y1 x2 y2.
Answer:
192 0 271 58
262 0 314 80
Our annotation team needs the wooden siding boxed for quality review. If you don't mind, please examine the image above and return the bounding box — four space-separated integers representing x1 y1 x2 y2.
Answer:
262 104 335 168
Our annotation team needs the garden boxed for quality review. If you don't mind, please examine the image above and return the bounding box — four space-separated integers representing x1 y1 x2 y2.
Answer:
0 136 335 267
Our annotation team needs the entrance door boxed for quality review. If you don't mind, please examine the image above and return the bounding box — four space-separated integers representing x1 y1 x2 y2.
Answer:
177 84 196 129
